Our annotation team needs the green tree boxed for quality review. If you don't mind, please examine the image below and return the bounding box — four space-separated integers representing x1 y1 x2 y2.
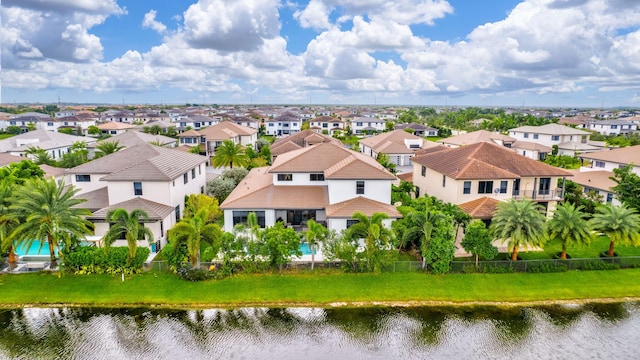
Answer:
169 209 222 268
0 160 44 185
102 208 154 263
189 144 203 155
611 164 640 211
207 177 237 203
546 202 593 259
87 125 101 136
94 140 124 158
490 199 546 261
375 153 396 174
461 220 498 267
589 204 640 257
184 194 222 223
9 178 93 267
212 140 250 169
346 212 395 272
0 181 19 267
6 126 22 135
260 222 301 271
304 219 329 270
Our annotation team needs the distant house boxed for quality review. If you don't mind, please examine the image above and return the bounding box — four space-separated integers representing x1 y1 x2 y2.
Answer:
358 130 444 167
568 170 619 205
40 115 96 135
97 122 138 136
411 142 572 216
510 140 551 161
0 129 97 160
265 112 302 136
90 130 176 151
586 119 637 135
508 124 591 149
349 117 386 135
176 121 257 158
579 145 640 175
394 123 438 137
270 130 341 161
220 142 400 233
308 116 345 135
437 130 515 148
175 115 220 131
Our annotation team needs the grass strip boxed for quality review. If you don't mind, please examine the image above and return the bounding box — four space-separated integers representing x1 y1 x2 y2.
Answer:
2 269 640 308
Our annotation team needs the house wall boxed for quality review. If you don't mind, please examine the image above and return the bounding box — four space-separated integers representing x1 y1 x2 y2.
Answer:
93 217 172 251
327 218 394 233
582 161 640 176
69 173 109 195
509 131 587 147
272 172 328 186
327 179 391 204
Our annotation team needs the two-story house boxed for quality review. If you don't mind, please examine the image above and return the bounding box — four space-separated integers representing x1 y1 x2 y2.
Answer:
220 142 400 233
359 130 444 168
394 123 438 137
270 130 341 162
349 116 387 135
580 145 640 175
265 112 302 136
586 119 637 135
509 123 590 148
411 142 572 217
67 144 208 253
175 115 221 132
0 129 97 160
176 121 257 158
308 116 345 135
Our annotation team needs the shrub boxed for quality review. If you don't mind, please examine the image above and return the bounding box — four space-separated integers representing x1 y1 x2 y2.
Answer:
479 265 514 273
581 261 620 271
176 265 215 281
64 246 150 275
527 263 568 273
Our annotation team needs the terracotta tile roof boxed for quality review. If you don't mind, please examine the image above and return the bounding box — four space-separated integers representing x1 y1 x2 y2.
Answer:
197 120 257 140
359 130 440 154
0 153 23 166
98 130 176 147
511 140 552 152
88 197 174 220
438 130 515 147
412 142 572 180
271 130 339 156
580 145 640 165
325 196 401 218
568 170 616 192
397 172 413 182
458 197 501 219
269 142 396 180
220 167 329 209
39 164 66 178
177 129 201 137
67 143 207 181
97 122 137 130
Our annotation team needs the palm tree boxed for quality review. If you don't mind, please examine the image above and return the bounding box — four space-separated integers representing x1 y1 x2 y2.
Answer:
590 204 640 257
346 212 393 272
9 178 93 267
490 199 546 261
94 140 124 158
403 210 447 269
212 140 249 169
546 202 593 259
304 219 328 270
169 209 222 268
102 208 154 263
25 146 54 166
0 181 19 268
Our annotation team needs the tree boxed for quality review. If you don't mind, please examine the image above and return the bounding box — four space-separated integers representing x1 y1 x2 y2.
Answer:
212 140 249 169
589 204 640 257
346 212 395 272
207 177 237 203
169 209 222 268
490 199 546 261
184 194 222 223
0 181 19 268
546 202 593 259
375 153 396 174
87 125 101 136
9 178 93 267
403 209 454 272
0 160 44 185
94 140 124 158
611 164 640 211
102 208 154 263
304 219 329 270
461 220 498 266
6 126 22 135
260 222 301 271
189 144 203 155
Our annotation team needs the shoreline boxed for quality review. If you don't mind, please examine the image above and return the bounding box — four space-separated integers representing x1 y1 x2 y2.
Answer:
3 297 639 310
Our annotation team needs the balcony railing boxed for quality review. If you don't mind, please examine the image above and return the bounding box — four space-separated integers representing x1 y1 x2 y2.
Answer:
512 189 562 200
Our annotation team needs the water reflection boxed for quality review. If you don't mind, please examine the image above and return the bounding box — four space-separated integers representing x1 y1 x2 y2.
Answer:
1 303 640 359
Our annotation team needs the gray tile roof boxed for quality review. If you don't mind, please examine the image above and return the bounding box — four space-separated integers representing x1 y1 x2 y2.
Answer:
88 197 174 220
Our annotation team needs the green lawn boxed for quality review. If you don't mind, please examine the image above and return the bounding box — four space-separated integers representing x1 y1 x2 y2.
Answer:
0 134 15 140
2 269 640 308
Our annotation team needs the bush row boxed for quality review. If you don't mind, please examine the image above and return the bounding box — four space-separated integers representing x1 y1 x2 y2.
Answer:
64 246 150 275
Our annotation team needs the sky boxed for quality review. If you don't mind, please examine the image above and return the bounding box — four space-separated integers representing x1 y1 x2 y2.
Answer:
2 0 640 108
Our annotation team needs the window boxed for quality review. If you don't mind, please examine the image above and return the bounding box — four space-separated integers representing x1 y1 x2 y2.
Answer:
539 178 551 195
277 173 293 181
499 181 508 194
133 182 142 196
310 173 325 181
606 193 613 203
232 211 266 227
356 180 365 194
421 166 426 177
463 181 471 194
346 219 359 228
533 134 539 139
478 181 493 194
183 173 188 184
175 205 181 222
356 122 363 126
595 161 605 168
191 168 196 179
198 165 201 175
442 175 446 187
524 133 529 138
551 135 560 141
611 125 618 129
75 174 90 182
47 122 53 126
415 186 420 198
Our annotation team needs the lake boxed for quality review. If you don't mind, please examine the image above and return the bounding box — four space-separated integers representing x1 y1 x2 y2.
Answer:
1 303 639 359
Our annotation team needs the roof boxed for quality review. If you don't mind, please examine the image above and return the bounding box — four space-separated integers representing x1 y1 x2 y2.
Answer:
510 123 590 135
511 140 552 152
39 164 66 178
269 142 396 180
0 129 97 153
580 145 640 165
196 120 257 140
74 187 109 211
325 196 401 218
458 197 501 219
97 122 138 130
88 197 174 221
438 130 515 147
397 172 413 182
412 142 572 180
96 130 175 147
568 170 616 192
0 153 23 167
220 167 329 209
67 143 207 181
270 130 340 156
359 130 441 154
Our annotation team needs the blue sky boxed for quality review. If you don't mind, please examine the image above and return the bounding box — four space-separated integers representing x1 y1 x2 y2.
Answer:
2 0 640 107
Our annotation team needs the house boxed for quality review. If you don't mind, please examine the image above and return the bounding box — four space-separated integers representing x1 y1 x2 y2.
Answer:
220 142 400 233
176 121 257 158
0 115 48 132
270 130 341 161
349 116 386 135
394 123 438 137
0 129 97 160
358 130 444 167
265 112 302 136
508 123 591 148
586 119 637 135
411 142 572 216
175 115 220 131
230 115 260 130
90 130 176 151
308 116 345 135
40 115 96 135
579 145 640 175
510 140 551 161
568 170 619 205
67 144 209 252
102 111 135 123
97 122 138 136
437 130 515 148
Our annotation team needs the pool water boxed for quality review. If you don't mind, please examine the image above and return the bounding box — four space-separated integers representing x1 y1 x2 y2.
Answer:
299 243 316 255
13 241 58 257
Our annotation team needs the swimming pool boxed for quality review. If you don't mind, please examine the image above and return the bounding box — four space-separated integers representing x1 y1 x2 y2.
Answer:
299 243 317 255
13 241 58 257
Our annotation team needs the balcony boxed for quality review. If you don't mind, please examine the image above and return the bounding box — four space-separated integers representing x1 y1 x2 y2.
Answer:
512 189 563 201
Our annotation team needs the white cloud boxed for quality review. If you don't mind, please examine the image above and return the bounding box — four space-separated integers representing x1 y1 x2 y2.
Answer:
293 0 334 31
143 10 168 34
